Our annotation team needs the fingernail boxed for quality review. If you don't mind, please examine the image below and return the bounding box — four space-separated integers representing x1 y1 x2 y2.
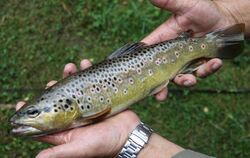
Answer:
212 63 221 70
177 74 183 78
183 80 192 86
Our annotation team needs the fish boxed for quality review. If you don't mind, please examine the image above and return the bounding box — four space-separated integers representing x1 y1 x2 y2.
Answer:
10 24 245 136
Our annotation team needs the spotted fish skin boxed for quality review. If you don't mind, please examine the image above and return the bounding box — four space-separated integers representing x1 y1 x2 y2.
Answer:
10 24 245 136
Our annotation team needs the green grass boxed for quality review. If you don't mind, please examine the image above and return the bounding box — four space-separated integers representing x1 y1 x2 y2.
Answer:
0 0 249 157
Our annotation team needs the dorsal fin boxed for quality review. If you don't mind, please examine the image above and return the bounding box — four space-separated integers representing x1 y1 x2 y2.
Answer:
107 42 146 59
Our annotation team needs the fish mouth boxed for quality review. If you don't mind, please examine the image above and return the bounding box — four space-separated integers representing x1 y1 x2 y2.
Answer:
10 122 42 136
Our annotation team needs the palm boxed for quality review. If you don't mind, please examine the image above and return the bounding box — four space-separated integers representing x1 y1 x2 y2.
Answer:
37 111 140 158
145 0 234 43
171 0 232 36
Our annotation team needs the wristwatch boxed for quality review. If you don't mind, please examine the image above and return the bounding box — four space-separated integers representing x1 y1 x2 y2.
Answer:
117 122 153 158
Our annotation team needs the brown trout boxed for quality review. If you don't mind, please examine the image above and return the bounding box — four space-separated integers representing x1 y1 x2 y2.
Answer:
10 24 245 136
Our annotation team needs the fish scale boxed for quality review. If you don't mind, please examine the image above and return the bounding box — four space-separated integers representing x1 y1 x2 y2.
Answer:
10 24 245 136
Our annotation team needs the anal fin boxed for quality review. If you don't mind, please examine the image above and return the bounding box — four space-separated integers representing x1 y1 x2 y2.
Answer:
180 58 208 74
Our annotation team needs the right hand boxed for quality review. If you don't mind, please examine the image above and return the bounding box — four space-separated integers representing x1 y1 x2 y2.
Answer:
143 0 239 101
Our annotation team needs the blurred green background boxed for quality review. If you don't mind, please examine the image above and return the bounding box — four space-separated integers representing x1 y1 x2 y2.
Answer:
0 0 249 157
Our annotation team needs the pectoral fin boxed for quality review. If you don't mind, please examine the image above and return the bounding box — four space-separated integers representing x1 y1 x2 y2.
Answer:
70 107 111 129
84 106 111 120
149 80 169 96
179 59 207 74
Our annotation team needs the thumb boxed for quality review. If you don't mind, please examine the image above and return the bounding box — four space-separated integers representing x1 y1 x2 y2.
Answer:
142 0 201 45
142 16 184 44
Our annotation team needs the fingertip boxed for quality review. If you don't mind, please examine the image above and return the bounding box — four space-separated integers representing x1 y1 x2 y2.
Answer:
210 58 222 70
16 101 26 111
63 63 77 78
46 80 57 89
80 59 92 70
174 74 197 86
141 16 181 45
36 149 51 158
155 88 168 101
196 58 222 78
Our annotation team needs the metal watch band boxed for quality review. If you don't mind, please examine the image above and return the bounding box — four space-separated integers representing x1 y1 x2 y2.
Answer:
117 122 153 158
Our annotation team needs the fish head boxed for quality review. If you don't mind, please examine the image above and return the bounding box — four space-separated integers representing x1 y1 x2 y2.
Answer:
10 95 80 137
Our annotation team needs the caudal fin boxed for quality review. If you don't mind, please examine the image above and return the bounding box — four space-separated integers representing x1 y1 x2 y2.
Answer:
206 23 245 59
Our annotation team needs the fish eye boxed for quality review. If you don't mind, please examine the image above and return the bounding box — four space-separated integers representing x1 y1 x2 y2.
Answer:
27 108 40 118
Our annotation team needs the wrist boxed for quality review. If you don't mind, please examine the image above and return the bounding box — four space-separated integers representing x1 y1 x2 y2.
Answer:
114 111 141 156
138 133 184 158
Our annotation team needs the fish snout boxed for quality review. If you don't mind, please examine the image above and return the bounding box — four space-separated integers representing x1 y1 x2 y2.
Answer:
9 114 17 123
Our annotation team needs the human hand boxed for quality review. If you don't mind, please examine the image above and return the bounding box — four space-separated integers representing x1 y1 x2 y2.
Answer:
142 0 239 101
16 59 140 158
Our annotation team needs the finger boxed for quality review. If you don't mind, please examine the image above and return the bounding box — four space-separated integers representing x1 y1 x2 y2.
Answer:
142 16 183 45
80 59 92 70
36 129 72 145
45 80 57 89
16 101 26 111
173 74 197 86
196 58 222 78
150 0 199 14
63 63 78 78
36 142 81 158
155 88 168 101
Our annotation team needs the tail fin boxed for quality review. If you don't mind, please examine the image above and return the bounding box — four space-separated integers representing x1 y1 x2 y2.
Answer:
206 23 245 59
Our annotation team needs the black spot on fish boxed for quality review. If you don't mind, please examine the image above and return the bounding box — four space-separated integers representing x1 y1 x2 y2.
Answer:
189 46 193 52
201 44 206 49
100 97 104 102
54 109 58 113
96 87 100 92
66 99 72 105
